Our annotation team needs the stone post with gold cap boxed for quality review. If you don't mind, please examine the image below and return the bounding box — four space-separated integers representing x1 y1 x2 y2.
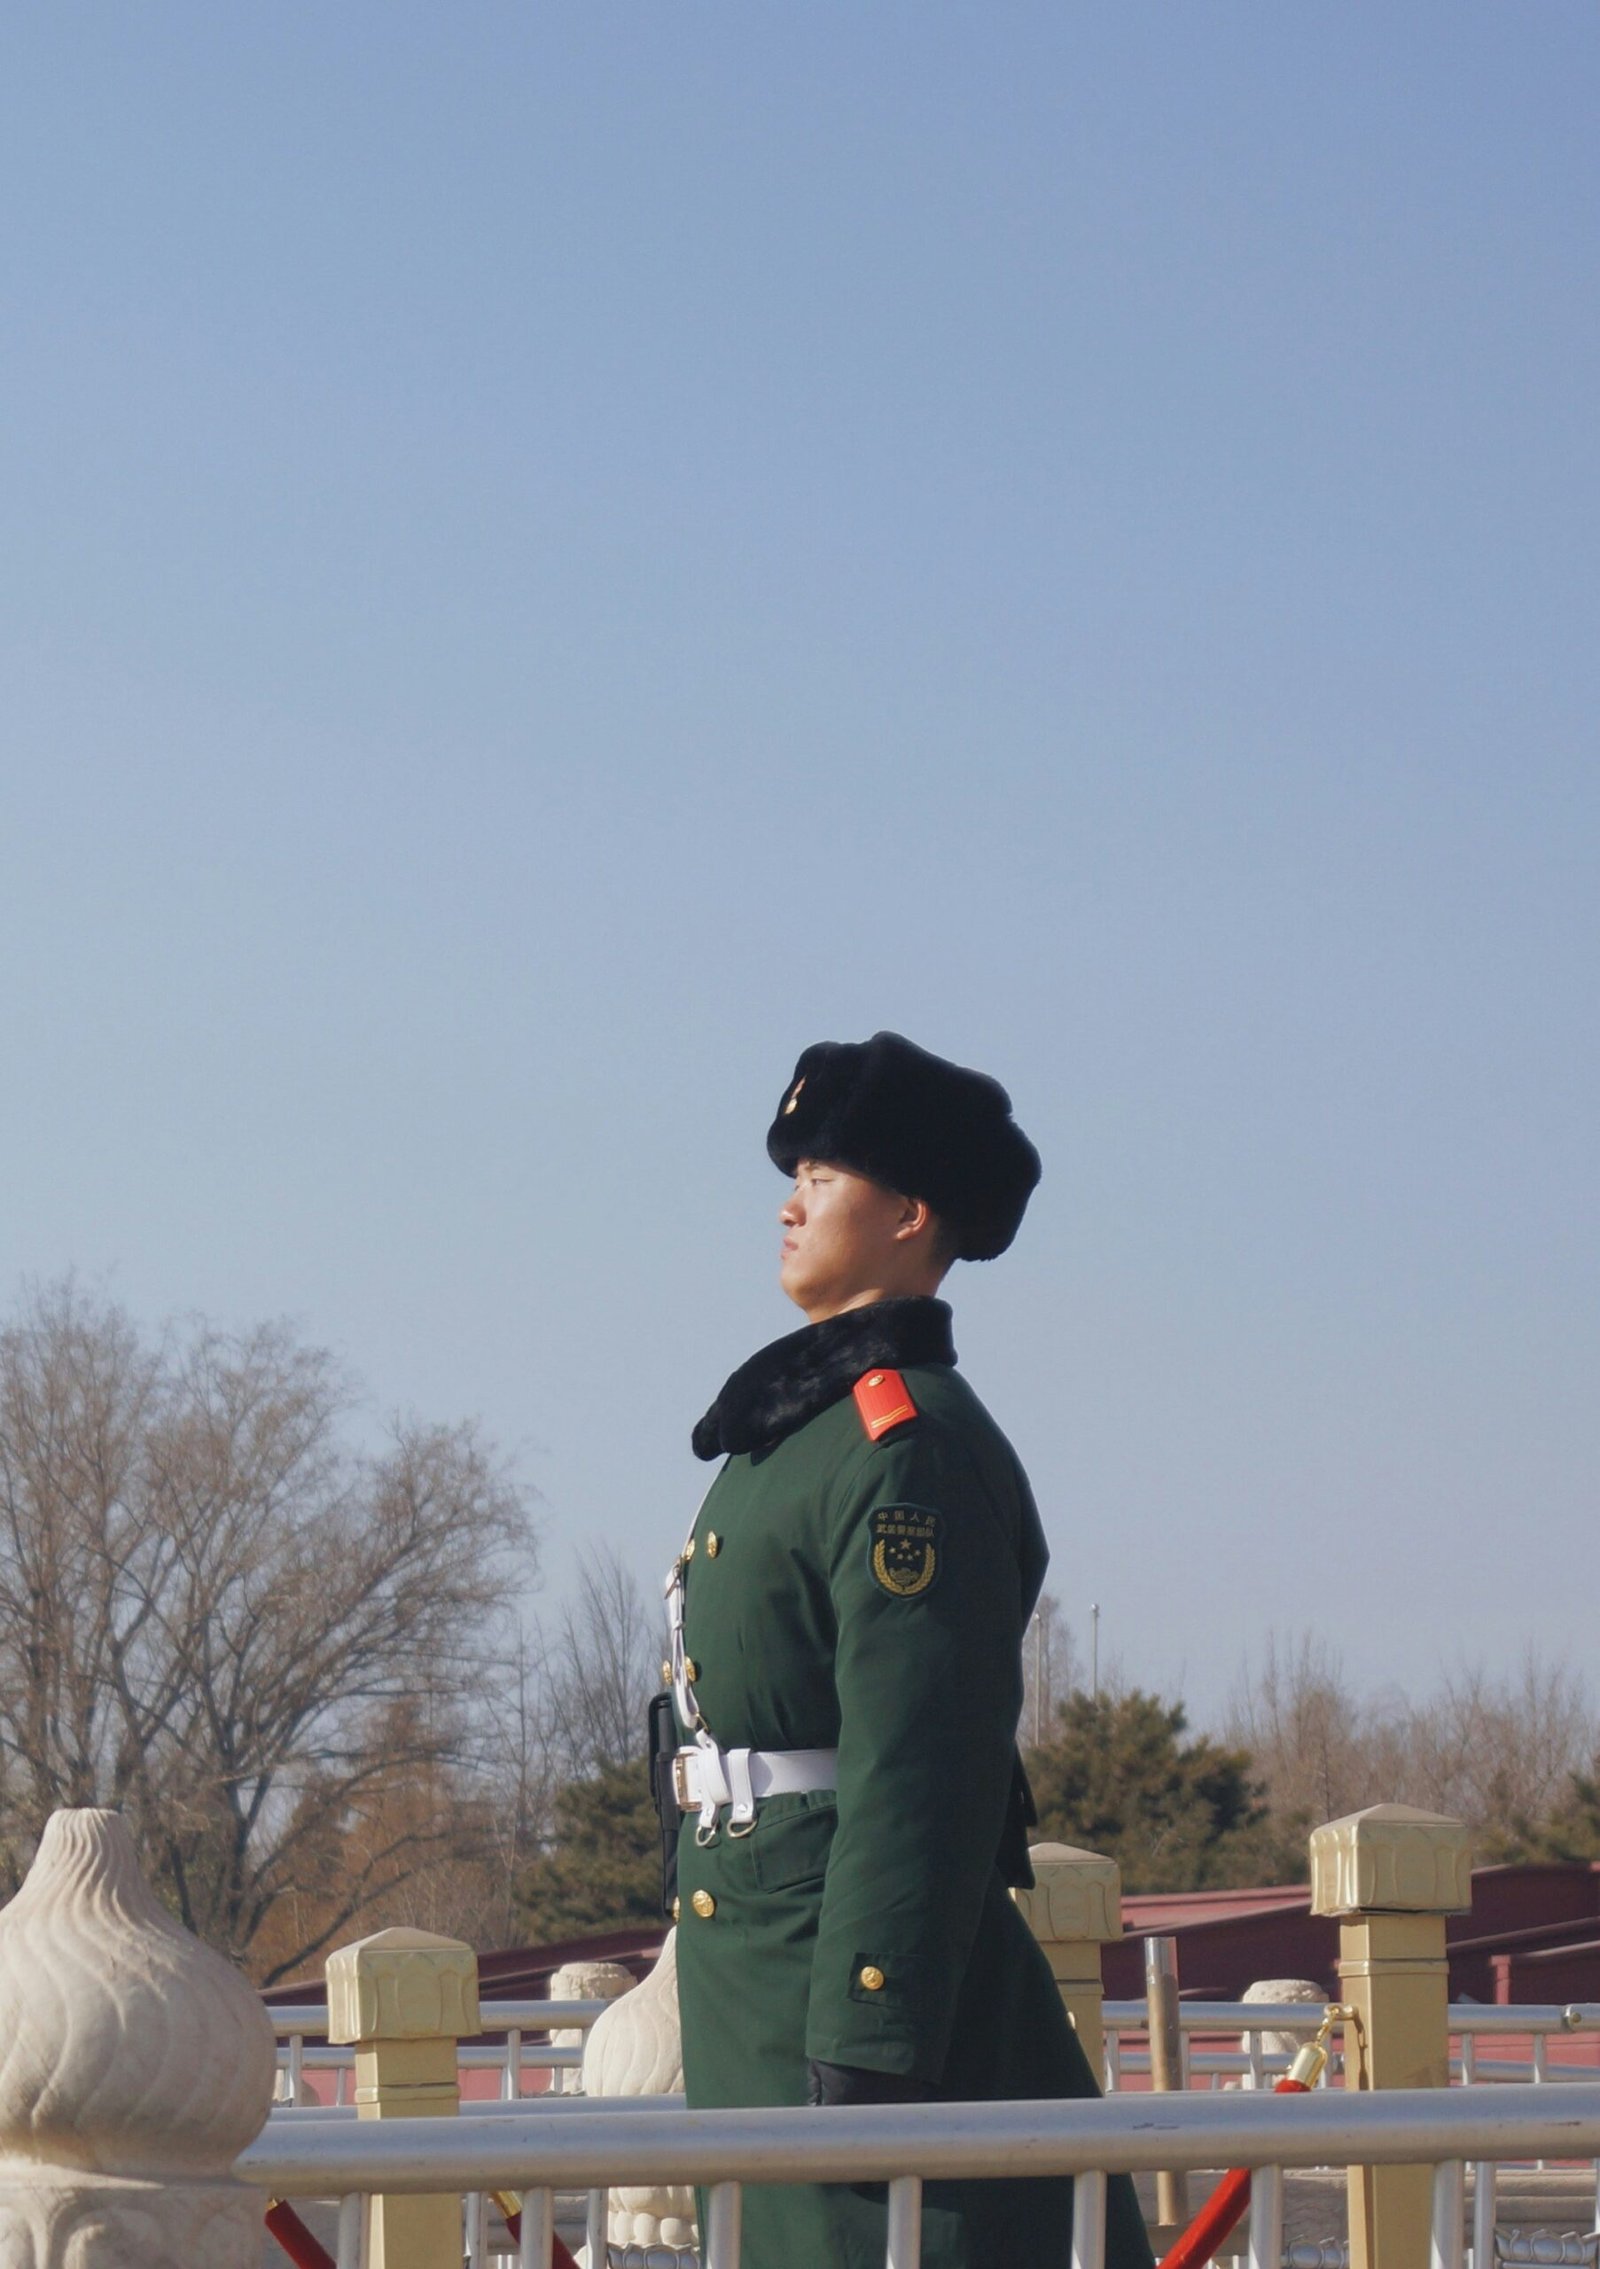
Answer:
1310 1803 1472 2269
326 1924 481 2269
1011 1839 1122 2081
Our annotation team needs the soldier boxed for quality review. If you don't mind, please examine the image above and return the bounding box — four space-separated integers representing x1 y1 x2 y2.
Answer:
666 1032 1154 2269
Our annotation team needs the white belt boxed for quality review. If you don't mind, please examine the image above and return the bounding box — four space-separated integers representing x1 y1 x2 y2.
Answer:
673 1741 837 1836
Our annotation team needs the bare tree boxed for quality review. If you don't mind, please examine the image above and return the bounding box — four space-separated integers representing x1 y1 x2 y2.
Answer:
472 1624 562 1946
1227 1632 1370 1835
1374 1654 1597 1857
539 1545 661 1775
1227 1632 1599 1876
509 1545 668 1939
1021 1591 1079 1752
0 1280 536 1978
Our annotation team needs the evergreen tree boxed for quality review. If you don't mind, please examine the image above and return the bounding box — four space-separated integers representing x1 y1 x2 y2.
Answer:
1028 1688 1267 1893
518 1759 664 1938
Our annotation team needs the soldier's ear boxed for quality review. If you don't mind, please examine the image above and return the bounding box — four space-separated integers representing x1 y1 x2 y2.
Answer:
892 1195 934 1243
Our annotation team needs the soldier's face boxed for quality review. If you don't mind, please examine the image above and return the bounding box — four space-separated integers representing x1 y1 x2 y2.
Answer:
778 1161 922 1322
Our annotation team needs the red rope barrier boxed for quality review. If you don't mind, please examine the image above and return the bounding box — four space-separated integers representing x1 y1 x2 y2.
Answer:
264 2200 336 2269
267 2191 584 2269
1155 2011 1351 2269
1155 2075 1309 2269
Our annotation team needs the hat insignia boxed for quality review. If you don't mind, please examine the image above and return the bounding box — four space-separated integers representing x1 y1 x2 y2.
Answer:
783 1076 806 1115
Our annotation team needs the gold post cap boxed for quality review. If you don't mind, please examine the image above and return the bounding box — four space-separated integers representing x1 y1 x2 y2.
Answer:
1011 1842 1123 1943
326 1926 481 2045
1309 1804 1473 1917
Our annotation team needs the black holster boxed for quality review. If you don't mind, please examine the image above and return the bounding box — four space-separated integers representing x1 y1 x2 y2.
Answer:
647 1690 680 1915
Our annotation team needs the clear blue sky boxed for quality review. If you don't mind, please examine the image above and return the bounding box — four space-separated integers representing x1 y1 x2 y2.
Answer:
3 3 1595 1726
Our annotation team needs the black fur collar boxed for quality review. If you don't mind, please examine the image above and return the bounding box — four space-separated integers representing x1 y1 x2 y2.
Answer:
692 1297 956 1461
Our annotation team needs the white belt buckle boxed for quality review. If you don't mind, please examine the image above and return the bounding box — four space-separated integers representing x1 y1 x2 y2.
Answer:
672 1750 695 1811
673 1739 838 1842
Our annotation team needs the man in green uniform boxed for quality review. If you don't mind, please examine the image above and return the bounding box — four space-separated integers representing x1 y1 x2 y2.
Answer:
668 1032 1153 2269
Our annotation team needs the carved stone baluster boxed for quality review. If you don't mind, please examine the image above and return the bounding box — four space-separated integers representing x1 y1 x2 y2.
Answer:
0 1807 276 2269
547 1960 634 2097
1239 1976 1327 2086
580 1931 696 2264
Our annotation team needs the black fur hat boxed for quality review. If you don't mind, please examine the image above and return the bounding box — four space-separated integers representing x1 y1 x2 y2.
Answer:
766 1031 1041 1262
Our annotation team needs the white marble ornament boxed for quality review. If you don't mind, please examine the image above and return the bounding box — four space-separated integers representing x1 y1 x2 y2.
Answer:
548 1958 635 2095
581 1931 695 2256
0 1809 276 2269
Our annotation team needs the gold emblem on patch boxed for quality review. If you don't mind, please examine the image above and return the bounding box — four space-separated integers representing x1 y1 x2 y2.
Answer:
783 1076 806 1115
868 1505 941 1598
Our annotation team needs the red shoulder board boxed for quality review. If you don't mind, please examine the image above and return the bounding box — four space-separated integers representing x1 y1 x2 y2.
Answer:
853 1368 918 1442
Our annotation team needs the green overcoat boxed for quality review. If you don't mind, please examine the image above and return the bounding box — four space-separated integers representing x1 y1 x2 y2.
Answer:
673 1316 1153 2269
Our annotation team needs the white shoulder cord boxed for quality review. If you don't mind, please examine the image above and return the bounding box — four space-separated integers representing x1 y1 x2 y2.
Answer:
663 1488 839 1846
662 1497 712 1742
662 1491 721 1840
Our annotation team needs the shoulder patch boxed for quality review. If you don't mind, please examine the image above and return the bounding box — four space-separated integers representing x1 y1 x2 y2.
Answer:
869 1505 942 1598
853 1367 918 1441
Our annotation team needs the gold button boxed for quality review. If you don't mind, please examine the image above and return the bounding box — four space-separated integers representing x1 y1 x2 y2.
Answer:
685 1659 699 1683
691 1889 717 1919
672 1896 681 1922
706 1532 721 1558
858 1965 885 1992
685 1536 696 1559
660 1660 672 1685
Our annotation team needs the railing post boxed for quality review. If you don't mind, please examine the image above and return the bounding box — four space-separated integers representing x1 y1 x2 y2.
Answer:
1145 1933 1190 2229
326 1924 481 2269
1310 1803 1473 2269
1011 1840 1122 2081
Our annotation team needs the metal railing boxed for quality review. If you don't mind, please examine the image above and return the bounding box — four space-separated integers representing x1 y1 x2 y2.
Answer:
239 2079 1600 2269
1100 2004 1600 2093
271 1995 1600 2106
269 1999 615 2105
